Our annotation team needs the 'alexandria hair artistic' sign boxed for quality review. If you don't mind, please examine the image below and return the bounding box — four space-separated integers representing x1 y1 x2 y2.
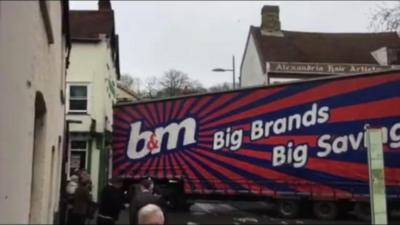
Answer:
267 61 392 75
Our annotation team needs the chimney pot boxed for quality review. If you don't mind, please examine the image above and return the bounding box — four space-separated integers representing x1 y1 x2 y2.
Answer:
261 5 279 15
98 0 111 11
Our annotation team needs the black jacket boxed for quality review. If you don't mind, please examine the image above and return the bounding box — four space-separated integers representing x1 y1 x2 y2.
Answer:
129 189 164 225
98 185 124 220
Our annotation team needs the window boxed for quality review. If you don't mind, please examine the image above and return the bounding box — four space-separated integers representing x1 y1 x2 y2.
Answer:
68 84 88 113
69 140 88 177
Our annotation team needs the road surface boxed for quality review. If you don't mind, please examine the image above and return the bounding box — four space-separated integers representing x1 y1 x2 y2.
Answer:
114 201 373 224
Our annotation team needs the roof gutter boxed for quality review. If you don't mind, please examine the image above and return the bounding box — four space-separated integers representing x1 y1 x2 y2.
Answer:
70 37 102 43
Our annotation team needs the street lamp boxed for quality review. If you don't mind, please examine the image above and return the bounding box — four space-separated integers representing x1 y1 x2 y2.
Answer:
212 55 236 89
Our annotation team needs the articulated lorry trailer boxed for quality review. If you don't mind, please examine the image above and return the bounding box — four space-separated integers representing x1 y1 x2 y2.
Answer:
112 69 400 220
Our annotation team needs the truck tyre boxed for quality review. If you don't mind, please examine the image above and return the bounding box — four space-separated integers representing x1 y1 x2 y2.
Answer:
313 201 337 220
354 202 371 222
278 200 300 219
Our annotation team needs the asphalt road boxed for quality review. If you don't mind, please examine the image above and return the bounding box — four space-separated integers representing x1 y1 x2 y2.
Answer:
114 201 372 225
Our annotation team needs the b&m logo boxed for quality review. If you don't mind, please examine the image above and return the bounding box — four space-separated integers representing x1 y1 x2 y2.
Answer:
127 117 197 160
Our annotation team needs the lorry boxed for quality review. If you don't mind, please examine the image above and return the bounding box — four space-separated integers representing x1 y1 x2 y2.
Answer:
112 69 400 220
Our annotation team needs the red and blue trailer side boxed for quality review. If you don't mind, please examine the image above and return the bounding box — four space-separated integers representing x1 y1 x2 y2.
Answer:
112 69 400 220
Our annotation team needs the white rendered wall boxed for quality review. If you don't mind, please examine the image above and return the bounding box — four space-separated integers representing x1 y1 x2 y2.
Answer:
67 40 118 201
240 34 266 87
0 1 66 223
67 42 117 133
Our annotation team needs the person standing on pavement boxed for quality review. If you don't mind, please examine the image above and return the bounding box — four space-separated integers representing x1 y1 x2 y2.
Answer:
129 178 164 225
68 179 93 224
65 174 79 224
97 177 125 225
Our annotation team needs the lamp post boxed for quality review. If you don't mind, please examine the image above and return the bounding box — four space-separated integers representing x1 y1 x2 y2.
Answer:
212 55 236 89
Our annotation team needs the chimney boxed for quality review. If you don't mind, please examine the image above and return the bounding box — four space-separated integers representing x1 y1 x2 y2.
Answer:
98 0 111 11
260 5 283 36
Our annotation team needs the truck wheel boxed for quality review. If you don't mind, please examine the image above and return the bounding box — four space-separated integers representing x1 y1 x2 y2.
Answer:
313 201 337 220
354 202 371 222
278 200 300 219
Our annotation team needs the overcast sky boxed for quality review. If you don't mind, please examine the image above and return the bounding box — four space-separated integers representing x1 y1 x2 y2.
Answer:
70 1 394 88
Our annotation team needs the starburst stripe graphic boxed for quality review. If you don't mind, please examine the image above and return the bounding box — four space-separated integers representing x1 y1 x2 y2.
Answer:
113 72 400 199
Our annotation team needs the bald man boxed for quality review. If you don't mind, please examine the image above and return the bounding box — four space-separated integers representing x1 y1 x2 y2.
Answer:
137 204 165 225
129 178 165 225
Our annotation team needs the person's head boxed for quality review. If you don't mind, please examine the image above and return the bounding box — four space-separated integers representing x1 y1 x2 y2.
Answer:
78 170 91 184
139 177 153 192
80 179 91 189
70 175 79 183
137 204 165 225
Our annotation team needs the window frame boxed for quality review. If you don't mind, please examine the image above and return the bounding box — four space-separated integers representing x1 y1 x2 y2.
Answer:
68 138 89 178
66 83 90 114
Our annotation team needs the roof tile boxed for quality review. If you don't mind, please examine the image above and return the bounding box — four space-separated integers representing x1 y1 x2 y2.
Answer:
69 10 115 39
251 26 400 64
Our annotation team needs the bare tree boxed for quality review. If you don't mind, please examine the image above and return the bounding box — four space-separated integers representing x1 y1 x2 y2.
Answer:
120 74 134 88
131 77 142 93
158 69 191 97
142 76 159 99
126 69 207 100
182 80 207 95
370 1 400 31
208 82 232 92
120 74 143 96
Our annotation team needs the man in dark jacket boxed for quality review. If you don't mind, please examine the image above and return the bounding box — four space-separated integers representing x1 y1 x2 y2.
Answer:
129 178 164 225
68 179 92 224
97 177 125 225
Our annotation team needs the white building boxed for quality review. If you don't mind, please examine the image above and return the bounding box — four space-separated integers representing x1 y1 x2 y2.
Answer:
0 1 70 223
240 5 399 87
66 0 120 201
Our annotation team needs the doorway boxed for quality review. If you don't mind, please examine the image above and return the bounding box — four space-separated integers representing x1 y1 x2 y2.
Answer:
29 92 47 223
